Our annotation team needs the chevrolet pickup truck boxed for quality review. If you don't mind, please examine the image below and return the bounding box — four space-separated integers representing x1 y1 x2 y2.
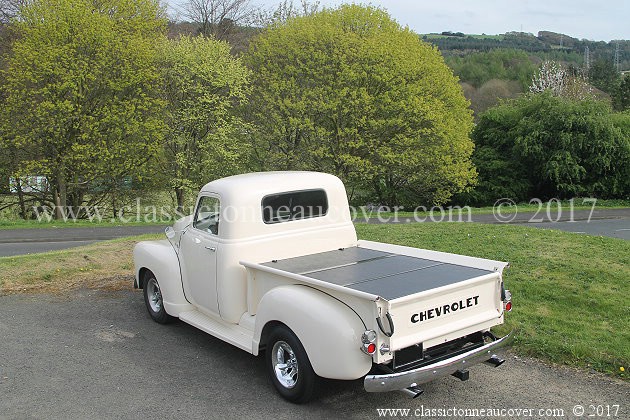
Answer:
133 172 512 403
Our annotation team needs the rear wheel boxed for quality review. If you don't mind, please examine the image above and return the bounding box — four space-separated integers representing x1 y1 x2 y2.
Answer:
266 325 317 404
143 271 174 324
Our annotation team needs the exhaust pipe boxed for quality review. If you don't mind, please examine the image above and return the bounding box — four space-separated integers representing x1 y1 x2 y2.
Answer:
452 369 469 381
399 383 424 399
485 355 505 367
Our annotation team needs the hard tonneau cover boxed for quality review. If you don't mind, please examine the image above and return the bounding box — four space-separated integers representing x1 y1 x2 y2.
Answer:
261 246 493 300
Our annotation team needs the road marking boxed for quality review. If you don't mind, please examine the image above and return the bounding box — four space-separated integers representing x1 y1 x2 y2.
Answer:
615 228 630 232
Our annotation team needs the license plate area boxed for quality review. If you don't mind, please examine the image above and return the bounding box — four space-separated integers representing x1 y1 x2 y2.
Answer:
379 332 485 374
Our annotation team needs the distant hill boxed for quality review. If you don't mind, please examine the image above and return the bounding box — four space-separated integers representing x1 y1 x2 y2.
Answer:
421 31 629 71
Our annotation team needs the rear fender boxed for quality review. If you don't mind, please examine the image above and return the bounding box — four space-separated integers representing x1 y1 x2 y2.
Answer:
254 285 372 380
133 240 193 316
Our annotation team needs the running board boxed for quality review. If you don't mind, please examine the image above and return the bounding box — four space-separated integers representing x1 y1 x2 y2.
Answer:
179 311 254 353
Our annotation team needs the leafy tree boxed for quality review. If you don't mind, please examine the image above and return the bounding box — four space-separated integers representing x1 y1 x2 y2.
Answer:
613 74 630 111
466 93 629 205
446 49 537 89
159 35 250 212
245 5 476 206
0 0 167 219
462 79 521 117
588 58 621 95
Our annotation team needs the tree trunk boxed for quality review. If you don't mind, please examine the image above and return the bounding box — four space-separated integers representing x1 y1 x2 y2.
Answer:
175 187 185 215
111 194 117 219
15 177 27 220
54 172 67 220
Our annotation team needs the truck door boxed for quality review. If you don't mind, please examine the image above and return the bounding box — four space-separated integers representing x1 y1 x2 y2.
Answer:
180 195 220 316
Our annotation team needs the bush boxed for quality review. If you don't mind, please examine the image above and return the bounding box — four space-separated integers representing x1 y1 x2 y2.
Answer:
460 93 630 205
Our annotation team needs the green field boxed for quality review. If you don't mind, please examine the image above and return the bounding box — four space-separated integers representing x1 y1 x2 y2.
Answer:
0 223 628 379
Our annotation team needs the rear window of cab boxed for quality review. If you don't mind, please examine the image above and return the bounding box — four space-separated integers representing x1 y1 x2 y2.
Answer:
262 189 328 224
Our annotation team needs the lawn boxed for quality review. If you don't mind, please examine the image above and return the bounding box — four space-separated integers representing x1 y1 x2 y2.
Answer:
0 223 627 379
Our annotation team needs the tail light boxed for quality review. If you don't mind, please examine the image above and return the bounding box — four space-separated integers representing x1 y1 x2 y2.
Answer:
503 289 512 312
361 330 377 355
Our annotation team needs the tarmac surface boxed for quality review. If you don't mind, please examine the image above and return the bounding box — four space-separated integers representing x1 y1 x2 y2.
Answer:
0 289 627 420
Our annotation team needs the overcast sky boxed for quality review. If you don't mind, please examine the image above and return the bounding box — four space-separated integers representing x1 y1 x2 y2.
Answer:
170 0 629 42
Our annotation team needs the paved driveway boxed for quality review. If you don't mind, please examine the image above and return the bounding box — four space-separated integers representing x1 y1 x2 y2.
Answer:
0 290 627 419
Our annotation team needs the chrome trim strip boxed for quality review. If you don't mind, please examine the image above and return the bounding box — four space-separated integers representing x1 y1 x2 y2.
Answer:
364 332 513 392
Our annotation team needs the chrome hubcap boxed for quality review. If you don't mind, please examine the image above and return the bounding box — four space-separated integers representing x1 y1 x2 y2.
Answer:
146 278 162 313
271 341 299 388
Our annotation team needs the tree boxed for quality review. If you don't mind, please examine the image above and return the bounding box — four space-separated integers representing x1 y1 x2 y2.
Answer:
245 5 476 206
588 58 620 95
466 93 629 205
252 0 319 26
613 74 630 111
445 48 537 90
184 0 252 40
463 79 522 117
0 0 167 219
529 60 593 100
160 35 250 212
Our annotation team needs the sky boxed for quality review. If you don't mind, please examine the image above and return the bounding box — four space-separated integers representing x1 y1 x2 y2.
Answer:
169 0 629 42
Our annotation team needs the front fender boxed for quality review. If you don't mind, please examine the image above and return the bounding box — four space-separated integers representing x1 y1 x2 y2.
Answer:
254 285 372 380
133 240 192 316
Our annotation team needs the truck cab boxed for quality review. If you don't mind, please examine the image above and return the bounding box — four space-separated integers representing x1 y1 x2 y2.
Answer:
134 171 512 403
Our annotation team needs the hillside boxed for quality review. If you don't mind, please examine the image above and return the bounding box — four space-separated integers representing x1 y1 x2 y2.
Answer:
422 31 629 71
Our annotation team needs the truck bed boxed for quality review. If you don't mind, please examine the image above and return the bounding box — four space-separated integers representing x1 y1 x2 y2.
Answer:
261 246 493 300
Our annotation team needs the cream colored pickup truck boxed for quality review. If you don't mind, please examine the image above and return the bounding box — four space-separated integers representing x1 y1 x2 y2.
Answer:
133 172 512 403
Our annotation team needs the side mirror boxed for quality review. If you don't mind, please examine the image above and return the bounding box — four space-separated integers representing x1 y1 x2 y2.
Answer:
165 226 176 239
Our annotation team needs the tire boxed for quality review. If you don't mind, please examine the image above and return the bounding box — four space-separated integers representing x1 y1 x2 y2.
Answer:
143 271 174 324
266 325 318 404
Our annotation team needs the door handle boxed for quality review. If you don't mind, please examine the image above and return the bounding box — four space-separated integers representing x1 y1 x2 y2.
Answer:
205 246 216 252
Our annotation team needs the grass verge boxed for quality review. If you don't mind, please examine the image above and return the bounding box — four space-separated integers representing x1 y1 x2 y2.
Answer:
0 234 161 294
0 224 627 379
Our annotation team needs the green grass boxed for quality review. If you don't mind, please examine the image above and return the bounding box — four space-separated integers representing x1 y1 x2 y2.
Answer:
1 224 627 379
0 234 161 293
356 223 629 379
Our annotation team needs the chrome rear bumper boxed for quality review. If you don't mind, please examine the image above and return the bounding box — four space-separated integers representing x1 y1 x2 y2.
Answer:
364 332 513 393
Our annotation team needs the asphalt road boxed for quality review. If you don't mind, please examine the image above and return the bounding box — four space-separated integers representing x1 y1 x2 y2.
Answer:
0 208 628 257
0 226 167 257
0 290 627 420
516 218 630 240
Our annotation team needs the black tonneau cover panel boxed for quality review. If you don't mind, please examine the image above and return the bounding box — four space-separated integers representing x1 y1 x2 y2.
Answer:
261 247 493 300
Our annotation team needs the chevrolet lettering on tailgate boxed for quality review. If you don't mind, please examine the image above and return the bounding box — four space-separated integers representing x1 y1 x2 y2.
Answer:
411 295 480 324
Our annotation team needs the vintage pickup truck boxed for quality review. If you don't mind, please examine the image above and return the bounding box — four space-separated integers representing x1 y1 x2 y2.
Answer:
133 172 512 403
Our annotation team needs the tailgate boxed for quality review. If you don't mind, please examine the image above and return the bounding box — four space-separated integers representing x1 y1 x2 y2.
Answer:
386 271 503 350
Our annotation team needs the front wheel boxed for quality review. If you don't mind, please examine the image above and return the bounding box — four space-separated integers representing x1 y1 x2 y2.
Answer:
266 325 318 404
143 271 174 324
